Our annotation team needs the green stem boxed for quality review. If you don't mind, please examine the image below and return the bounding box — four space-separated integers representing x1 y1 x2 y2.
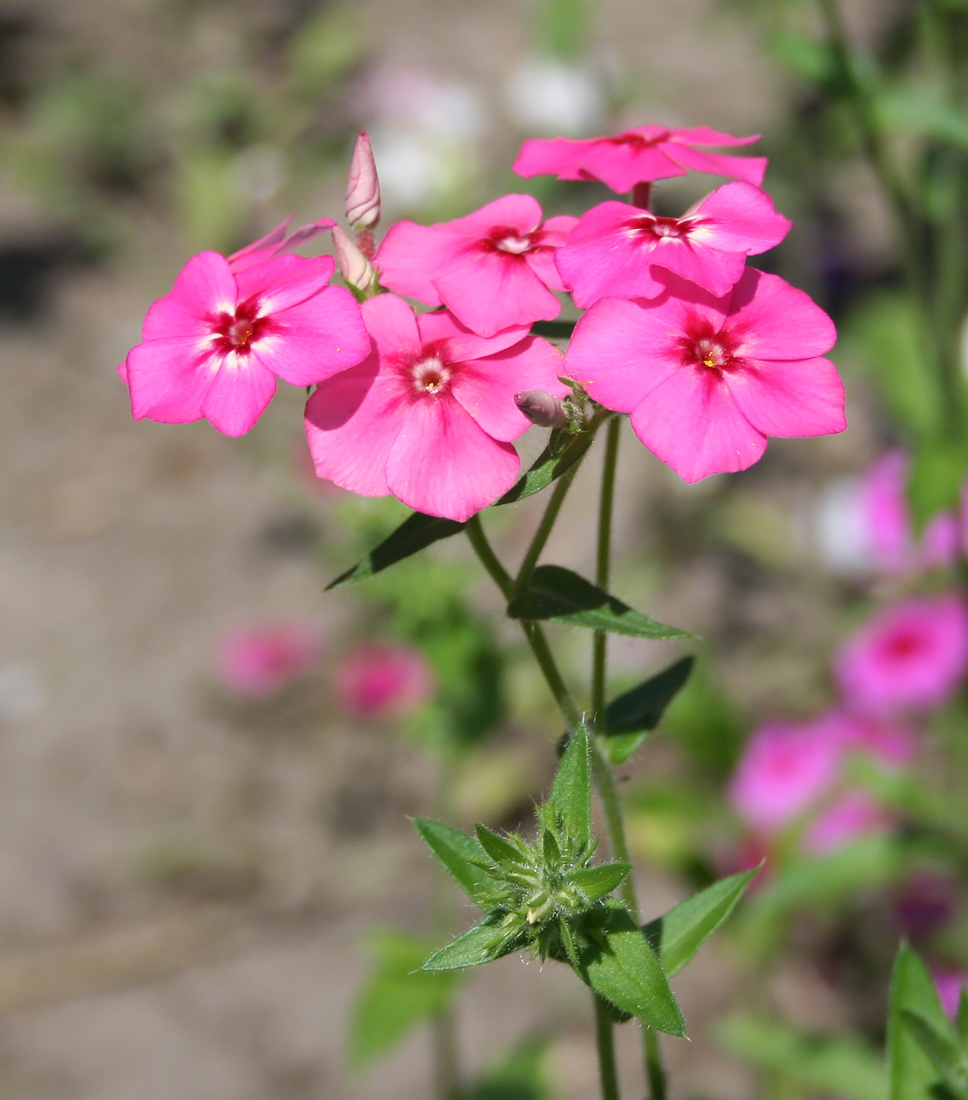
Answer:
514 462 582 595
430 751 460 1100
465 514 513 599
592 418 621 731
594 993 623 1100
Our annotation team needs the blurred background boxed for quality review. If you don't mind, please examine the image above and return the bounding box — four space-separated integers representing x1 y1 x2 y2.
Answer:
2 0 968 1097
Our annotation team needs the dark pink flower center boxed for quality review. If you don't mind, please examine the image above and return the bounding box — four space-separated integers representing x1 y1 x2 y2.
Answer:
409 354 453 397
604 130 670 150
210 298 271 355
628 214 692 242
482 225 538 256
883 629 925 661
677 316 742 374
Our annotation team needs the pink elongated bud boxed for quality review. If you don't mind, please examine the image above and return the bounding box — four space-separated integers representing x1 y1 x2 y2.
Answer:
515 390 567 428
346 132 381 232
332 225 377 296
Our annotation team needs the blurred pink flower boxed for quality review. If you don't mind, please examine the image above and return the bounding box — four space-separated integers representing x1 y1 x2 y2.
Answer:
835 594 968 715
513 124 767 192
214 619 323 698
802 791 890 854
933 968 968 1019
334 643 434 719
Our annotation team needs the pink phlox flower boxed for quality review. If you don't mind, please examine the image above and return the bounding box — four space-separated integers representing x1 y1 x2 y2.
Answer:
564 268 844 483
802 790 891 855
556 182 792 307
227 215 336 272
124 232 370 437
333 643 434 719
513 124 768 193
214 618 323 698
933 968 968 1019
303 294 568 522
374 194 578 337
728 719 843 834
835 593 968 716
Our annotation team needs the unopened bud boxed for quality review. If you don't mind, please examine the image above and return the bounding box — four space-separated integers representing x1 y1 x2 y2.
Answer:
346 132 381 232
332 225 377 296
515 390 567 428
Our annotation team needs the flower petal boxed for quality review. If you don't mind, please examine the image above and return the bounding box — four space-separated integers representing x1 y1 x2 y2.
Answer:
416 309 531 362
234 254 336 314
727 269 837 360
252 285 370 386
362 292 423 359
726 356 847 438
688 182 792 254
201 354 277 436
304 357 411 497
629 367 768 482
385 397 520 521
662 144 767 186
142 252 237 341
442 193 544 238
433 250 561 336
375 222 461 305
451 336 567 442
126 336 217 424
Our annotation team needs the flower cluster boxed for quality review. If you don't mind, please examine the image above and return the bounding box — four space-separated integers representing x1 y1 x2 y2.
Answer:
121 124 845 519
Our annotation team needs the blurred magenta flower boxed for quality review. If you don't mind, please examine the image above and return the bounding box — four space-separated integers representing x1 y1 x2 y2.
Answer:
555 182 791 307
729 709 915 844
513 124 767 192
304 294 566 521
334 643 434 719
565 268 844 483
375 194 577 337
214 619 323 698
933 968 968 1019
123 221 370 436
835 594 968 715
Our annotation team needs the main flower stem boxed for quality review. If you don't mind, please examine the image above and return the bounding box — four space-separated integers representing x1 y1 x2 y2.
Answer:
592 417 621 729
594 993 622 1100
513 462 582 595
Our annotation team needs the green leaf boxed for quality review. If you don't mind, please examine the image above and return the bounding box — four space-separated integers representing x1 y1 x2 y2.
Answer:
414 819 503 906
604 656 695 764
495 430 595 506
326 512 466 589
507 565 692 640
644 867 758 977
422 915 520 971
569 863 631 904
889 944 952 1100
577 903 685 1035
547 723 592 847
475 824 525 868
718 1014 887 1100
462 1036 551 1100
900 1011 968 1096
909 440 968 534
347 931 462 1071
957 991 968 1048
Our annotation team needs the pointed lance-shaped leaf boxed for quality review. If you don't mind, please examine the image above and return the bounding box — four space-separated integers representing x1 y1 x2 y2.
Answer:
507 565 693 641
604 656 695 764
644 866 759 977
495 428 595 505
413 819 503 906
899 1011 968 1097
475 824 526 868
577 902 685 1035
326 512 466 589
569 863 632 904
957 990 968 1049
547 722 592 848
421 914 522 971
889 944 953 1100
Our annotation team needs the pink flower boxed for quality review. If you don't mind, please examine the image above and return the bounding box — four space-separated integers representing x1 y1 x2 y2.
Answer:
374 194 577 337
835 593 968 715
123 221 370 436
802 790 890 855
304 294 567 521
214 619 323 698
564 268 844 483
513 124 768 193
728 719 843 833
333 643 434 719
933 969 968 1019
556 183 791 307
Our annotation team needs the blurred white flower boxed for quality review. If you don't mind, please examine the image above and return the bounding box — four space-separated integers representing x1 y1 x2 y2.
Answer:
504 57 604 136
811 475 871 576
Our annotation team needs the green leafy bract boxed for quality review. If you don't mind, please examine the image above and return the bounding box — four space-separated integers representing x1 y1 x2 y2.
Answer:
327 512 465 589
889 944 954 1100
413 819 503 907
506 565 692 640
545 723 592 851
644 867 758 977
604 656 695 764
422 914 522 971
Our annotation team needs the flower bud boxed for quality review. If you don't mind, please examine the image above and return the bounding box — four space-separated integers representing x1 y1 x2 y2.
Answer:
332 225 377 296
346 131 381 232
515 390 567 428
